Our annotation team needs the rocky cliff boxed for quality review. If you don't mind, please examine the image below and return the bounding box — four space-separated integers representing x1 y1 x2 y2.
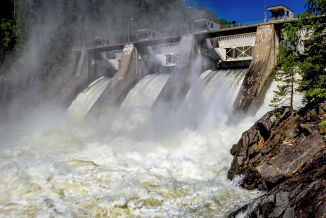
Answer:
228 103 326 217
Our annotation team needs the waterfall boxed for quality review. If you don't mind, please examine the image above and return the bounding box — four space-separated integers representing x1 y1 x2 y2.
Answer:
179 69 248 126
0 68 272 217
67 76 111 119
121 74 170 109
201 69 248 101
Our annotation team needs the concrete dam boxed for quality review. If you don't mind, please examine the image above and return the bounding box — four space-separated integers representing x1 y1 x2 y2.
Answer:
63 21 285 118
0 6 305 217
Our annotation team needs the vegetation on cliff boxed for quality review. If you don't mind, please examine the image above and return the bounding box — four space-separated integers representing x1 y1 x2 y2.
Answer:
272 0 326 109
229 2 326 216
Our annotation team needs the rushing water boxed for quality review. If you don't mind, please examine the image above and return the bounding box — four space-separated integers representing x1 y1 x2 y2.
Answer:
0 69 275 217
67 77 112 120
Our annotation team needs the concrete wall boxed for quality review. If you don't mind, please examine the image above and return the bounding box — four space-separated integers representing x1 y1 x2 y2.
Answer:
234 24 279 111
60 50 90 107
153 35 198 110
88 44 148 115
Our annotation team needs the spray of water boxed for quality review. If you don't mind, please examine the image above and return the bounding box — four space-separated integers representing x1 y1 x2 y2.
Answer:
0 66 274 217
0 2 294 216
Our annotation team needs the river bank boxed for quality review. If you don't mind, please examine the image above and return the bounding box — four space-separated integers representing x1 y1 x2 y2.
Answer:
228 103 326 217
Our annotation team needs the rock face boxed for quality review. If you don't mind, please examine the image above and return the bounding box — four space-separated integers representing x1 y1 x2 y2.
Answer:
228 103 326 217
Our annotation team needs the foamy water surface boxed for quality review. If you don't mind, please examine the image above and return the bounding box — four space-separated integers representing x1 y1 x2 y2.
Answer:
0 70 271 217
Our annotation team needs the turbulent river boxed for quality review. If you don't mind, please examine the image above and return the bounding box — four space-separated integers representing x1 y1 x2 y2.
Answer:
0 69 282 217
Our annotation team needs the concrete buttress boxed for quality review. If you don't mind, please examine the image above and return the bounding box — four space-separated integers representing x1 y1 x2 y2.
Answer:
234 24 279 111
153 35 199 110
60 49 89 107
88 44 148 115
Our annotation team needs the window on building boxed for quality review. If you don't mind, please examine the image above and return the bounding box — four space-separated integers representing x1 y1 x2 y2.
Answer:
166 54 178 66
225 46 253 60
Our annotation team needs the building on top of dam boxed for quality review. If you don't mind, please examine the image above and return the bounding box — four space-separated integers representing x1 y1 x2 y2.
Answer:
268 5 294 21
193 19 221 32
137 29 162 41
93 37 114 47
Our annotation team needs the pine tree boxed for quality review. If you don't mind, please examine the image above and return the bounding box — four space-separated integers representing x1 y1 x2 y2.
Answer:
271 0 326 108
270 22 301 110
298 0 326 105
270 45 300 110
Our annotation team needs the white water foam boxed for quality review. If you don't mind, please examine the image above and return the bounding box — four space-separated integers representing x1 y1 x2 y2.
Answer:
67 76 111 120
121 74 170 109
0 69 271 217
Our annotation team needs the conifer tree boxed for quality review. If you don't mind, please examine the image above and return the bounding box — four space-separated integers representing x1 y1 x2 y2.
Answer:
270 44 300 110
271 0 326 108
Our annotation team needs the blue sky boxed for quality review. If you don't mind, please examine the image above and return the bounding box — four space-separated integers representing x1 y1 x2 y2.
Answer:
186 0 306 22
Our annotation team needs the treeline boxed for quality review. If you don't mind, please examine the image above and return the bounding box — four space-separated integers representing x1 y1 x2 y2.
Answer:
0 0 17 63
271 0 326 107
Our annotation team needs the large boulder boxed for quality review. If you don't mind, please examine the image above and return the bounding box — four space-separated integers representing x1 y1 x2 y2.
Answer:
228 103 326 217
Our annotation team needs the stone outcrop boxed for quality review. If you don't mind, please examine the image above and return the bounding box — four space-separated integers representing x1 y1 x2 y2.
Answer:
234 24 279 111
228 103 326 217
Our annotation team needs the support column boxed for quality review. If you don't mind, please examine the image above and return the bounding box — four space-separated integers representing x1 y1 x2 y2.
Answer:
153 35 199 110
88 44 149 115
234 24 279 112
60 49 89 107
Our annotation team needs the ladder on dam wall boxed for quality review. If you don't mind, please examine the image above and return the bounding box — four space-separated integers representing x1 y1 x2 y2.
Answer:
76 50 87 76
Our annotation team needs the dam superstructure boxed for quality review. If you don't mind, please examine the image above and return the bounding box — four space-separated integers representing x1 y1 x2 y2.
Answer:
63 5 299 115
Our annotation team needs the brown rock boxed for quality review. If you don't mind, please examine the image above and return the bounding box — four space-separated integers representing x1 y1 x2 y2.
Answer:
228 104 326 217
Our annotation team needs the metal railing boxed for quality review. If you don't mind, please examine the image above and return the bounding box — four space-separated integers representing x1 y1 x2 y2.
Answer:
269 15 293 21
74 18 276 50
219 19 265 29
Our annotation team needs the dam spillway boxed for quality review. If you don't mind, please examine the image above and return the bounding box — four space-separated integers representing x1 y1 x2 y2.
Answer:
0 29 285 216
0 63 276 216
0 3 309 216
0 20 298 217
121 74 170 109
67 76 112 120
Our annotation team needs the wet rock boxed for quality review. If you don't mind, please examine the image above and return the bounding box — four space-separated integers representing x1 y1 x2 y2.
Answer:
228 103 326 217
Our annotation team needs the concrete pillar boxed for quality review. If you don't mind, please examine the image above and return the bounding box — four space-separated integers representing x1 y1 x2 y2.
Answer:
59 49 89 107
153 35 199 110
88 44 149 115
234 24 279 112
